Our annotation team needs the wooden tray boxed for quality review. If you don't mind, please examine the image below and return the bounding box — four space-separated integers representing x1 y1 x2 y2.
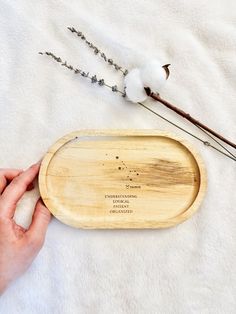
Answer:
39 129 207 229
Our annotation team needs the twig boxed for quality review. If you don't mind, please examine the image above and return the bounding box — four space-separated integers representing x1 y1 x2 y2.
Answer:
145 89 236 150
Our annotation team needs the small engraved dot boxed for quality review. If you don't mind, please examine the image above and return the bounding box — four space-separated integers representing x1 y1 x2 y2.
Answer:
116 156 119 159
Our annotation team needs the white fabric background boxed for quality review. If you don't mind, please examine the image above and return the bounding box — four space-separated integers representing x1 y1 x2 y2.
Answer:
0 1 236 313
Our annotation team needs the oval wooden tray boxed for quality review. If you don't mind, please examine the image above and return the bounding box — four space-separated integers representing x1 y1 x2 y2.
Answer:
39 129 207 229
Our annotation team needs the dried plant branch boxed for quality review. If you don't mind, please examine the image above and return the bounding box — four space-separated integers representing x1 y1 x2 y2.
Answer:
39 51 236 161
67 26 128 76
144 88 236 150
38 51 125 96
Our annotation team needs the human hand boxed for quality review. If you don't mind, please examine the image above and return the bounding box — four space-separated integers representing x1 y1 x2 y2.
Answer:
0 163 51 295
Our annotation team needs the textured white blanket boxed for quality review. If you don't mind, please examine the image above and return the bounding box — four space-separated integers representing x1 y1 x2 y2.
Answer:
0 1 236 313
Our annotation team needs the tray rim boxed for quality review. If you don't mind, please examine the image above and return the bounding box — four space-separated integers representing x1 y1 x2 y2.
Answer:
39 129 207 229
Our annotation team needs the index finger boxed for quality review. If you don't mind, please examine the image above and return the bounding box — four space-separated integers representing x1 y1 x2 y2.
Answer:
0 163 41 218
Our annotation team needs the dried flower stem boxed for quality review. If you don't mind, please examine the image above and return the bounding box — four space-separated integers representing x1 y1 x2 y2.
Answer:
145 89 236 150
38 51 125 96
137 101 236 161
67 26 128 76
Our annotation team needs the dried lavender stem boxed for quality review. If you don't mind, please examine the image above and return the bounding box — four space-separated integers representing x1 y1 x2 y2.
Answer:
38 51 125 96
67 26 128 76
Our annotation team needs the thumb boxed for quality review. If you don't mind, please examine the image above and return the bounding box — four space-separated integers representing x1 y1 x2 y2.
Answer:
26 198 51 245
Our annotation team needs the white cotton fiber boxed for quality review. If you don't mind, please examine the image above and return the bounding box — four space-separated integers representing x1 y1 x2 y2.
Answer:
124 68 148 102
124 59 169 103
140 59 166 92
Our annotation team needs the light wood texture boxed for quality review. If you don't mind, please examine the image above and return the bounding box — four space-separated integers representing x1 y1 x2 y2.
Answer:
39 129 207 229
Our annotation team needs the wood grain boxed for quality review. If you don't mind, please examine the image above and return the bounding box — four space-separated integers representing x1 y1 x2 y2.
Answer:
39 129 207 229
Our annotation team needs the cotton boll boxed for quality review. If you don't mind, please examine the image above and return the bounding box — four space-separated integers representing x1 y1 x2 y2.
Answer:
140 59 167 92
124 68 148 103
